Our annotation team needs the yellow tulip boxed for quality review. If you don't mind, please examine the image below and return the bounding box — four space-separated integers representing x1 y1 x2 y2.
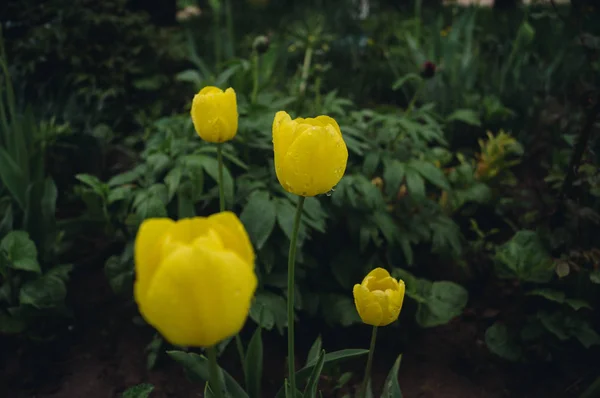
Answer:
353 268 405 327
272 111 348 197
191 86 238 143
134 212 257 347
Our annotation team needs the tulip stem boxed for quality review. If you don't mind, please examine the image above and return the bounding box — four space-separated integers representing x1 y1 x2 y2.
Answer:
216 143 247 374
217 144 226 212
207 346 226 398
286 195 305 396
359 326 378 398
251 51 259 104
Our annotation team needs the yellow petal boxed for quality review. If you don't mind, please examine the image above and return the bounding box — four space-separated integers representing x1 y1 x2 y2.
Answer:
207 211 255 267
199 86 223 95
353 284 383 326
134 218 174 308
362 267 392 282
272 111 296 157
278 124 348 196
315 115 342 137
141 244 257 347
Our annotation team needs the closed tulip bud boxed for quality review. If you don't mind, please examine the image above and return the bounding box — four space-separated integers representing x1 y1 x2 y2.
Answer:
134 212 257 347
353 268 405 327
421 61 436 79
272 111 348 197
253 35 270 54
191 86 238 143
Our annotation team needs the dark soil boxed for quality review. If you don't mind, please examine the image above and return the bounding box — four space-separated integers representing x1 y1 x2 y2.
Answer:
1 265 598 398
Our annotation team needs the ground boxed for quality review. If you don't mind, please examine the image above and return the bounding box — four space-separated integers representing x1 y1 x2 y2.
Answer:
1 264 597 398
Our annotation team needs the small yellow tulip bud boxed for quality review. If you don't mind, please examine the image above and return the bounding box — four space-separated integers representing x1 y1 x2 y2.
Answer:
191 86 238 143
272 111 348 197
353 268 405 327
134 212 257 347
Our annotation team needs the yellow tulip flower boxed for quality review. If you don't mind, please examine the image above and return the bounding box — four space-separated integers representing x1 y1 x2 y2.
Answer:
353 268 405 327
272 111 348 197
134 212 257 347
191 86 238 143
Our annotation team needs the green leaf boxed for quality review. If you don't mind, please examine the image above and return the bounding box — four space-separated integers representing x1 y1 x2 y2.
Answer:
105 254 134 296
165 167 183 202
493 230 554 283
46 264 73 282
177 182 197 219
415 280 469 327
200 156 235 207
362 151 380 177
404 166 425 197
275 197 306 244
538 311 600 348
135 195 167 220
392 73 422 91
305 335 322 367
240 191 277 250
526 289 565 303
0 199 13 236
0 230 40 273
383 160 406 197
108 186 133 204
122 383 154 398
411 160 450 191
485 323 522 361
0 147 27 210
381 354 403 398
249 291 287 333
565 299 593 311
19 274 68 309
275 349 369 398
167 351 249 398
303 349 326 398
446 109 481 127
75 173 107 197
590 270 600 284
245 327 264 398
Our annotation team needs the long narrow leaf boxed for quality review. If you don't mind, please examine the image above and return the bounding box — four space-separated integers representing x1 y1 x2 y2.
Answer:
302 349 326 398
0 147 27 210
275 349 369 398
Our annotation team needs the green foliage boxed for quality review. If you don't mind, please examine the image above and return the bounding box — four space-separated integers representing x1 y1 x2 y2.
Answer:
0 34 72 338
393 268 469 328
122 384 155 398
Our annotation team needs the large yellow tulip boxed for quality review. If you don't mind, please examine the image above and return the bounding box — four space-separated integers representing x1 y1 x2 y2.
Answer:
353 268 405 327
134 212 257 347
272 111 348 197
191 86 238 143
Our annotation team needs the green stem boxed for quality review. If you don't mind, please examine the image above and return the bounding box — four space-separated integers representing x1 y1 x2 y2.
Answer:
406 80 424 115
286 196 305 396
207 346 226 398
314 76 322 111
251 51 259 104
216 143 247 373
224 0 235 58
296 46 314 113
217 144 225 212
391 81 423 149
299 46 314 96
359 326 378 398
212 3 222 70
